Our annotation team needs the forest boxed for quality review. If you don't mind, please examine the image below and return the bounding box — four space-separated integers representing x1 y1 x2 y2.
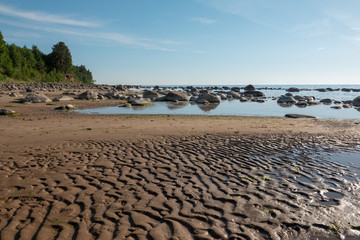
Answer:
0 31 93 84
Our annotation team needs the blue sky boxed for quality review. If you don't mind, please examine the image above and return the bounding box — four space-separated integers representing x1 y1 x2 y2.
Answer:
1 0 360 85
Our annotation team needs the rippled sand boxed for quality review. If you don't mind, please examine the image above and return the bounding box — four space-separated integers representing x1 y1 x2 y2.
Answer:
1 133 359 240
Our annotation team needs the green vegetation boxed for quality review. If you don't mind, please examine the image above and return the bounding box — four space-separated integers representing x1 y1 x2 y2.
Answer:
0 31 93 84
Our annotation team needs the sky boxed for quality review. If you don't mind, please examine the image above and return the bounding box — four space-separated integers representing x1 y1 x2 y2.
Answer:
1 0 360 85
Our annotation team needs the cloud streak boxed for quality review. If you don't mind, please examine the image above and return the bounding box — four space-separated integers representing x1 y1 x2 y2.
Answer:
191 17 216 24
0 18 176 51
0 4 98 27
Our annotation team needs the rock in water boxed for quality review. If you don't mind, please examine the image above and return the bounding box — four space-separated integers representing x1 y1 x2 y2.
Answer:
165 91 190 101
353 96 360 107
285 114 317 119
196 93 221 103
244 84 256 91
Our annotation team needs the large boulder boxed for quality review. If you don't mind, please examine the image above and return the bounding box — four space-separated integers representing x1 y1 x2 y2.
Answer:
353 96 360 107
128 98 151 106
286 87 300 92
165 91 190 101
78 91 98 100
196 93 221 103
22 93 52 103
52 96 74 102
244 90 265 97
244 84 255 91
143 90 160 99
277 95 297 103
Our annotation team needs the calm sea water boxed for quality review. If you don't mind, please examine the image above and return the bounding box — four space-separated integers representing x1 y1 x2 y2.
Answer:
76 85 360 119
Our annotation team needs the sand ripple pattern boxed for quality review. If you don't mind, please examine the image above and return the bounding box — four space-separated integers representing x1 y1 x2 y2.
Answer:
1 134 360 239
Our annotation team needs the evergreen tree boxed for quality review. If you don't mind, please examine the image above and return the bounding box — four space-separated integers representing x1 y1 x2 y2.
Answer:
48 41 72 73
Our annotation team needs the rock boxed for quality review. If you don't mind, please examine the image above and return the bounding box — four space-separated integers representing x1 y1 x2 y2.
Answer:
277 95 297 103
196 93 221 103
165 91 190 101
22 93 52 103
231 87 241 92
195 98 209 104
9 92 23 97
78 90 98 100
295 101 307 107
342 104 351 108
0 109 17 116
331 106 342 109
244 84 255 91
119 103 132 108
307 101 321 106
128 98 151 106
52 96 75 102
189 96 198 101
244 90 265 97
239 97 249 102
320 98 333 104
353 96 360 107
256 99 266 103
55 104 76 110
285 114 317 119
143 90 160 99
286 87 300 92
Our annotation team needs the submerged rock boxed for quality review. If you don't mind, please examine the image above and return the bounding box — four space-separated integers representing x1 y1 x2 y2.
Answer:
277 95 297 103
286 87 300 92
285 114 317 119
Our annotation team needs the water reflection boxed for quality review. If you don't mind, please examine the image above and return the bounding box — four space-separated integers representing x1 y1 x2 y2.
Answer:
166 101 189 110
132 105 151 111
197 103 220 112
277 102 295 108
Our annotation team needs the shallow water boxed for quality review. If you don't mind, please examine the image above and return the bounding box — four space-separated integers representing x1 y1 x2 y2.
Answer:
76 100 360 119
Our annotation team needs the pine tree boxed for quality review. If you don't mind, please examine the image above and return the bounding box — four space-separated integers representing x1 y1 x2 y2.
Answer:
48 41 72 73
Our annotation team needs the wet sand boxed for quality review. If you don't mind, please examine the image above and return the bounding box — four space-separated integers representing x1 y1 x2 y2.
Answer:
1 90 360 239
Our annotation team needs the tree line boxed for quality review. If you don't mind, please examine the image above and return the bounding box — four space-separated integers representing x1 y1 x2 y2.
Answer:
0 31 93 84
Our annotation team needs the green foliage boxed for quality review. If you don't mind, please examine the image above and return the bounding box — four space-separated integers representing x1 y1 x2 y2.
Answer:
0 31 94 84
48 41 72 74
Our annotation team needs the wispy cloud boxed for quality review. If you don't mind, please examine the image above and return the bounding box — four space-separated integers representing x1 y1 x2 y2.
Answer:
192 50 206 54
317 47 325 51
191 17 216 24
0 4 98 27
0 18 177 51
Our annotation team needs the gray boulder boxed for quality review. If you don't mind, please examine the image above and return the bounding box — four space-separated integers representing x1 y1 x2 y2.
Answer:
52 96 74 102
244 84 255 91
286 87 300 92
165 91 190 101
78 91 98 100
353 96 360 107
22 93 52 103
244 90 265 97
128 98 151 106
143 90 160 99
277 95 297 103
320 98 333 104
197 93 221 103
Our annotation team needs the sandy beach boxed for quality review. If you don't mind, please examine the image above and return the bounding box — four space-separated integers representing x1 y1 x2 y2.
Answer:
1 88 360 239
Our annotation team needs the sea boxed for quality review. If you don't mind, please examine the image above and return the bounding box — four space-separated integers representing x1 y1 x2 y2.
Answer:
76 84 360 119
